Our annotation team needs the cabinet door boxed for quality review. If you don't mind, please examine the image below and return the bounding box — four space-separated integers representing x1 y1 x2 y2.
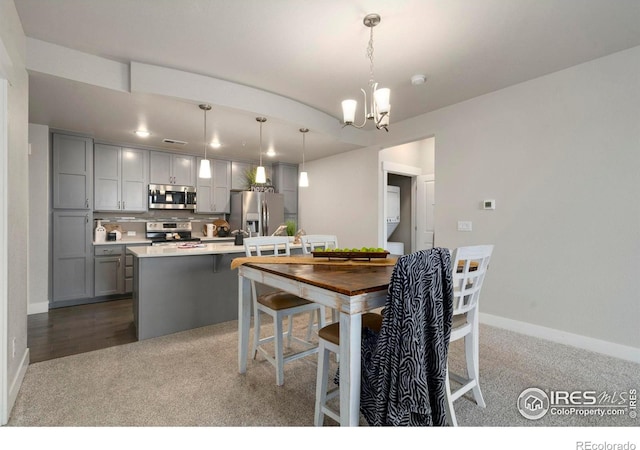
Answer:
52 210 93 302
212 159 231 213
195 157 213 213
94 144 121 211
171 154 194 186
94 255 123 296
121 148 149 211
149 151 172 184
273 163 298 214
52 134 93 209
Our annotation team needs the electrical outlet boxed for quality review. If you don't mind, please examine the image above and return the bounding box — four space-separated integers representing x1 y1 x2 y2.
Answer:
457 221 473 232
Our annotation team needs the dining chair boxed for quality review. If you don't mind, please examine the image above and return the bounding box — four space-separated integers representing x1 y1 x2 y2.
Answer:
301 234 340 333
300 234 339 254
313 313 383 426
244 236 326 386
444 244 494 426
315 248 453 426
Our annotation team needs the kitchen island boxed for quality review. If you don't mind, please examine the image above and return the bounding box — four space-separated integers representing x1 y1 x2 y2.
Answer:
128 242 301 340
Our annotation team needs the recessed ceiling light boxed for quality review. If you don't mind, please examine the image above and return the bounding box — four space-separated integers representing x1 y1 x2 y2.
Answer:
135 130 150 137
210 141 222 149
266 148 276 157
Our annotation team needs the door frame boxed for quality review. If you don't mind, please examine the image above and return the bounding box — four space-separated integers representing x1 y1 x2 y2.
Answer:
379 161 422 252
0 76 9 425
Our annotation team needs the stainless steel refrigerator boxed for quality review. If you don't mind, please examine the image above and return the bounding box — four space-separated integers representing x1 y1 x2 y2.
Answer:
229 191 285 236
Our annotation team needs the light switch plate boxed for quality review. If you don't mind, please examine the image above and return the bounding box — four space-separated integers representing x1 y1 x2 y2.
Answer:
457 221 473 232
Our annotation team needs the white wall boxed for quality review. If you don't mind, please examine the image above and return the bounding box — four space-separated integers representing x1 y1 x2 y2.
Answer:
298 145 378 248
0 0 29 422
28 123 49 314
301 46 640 359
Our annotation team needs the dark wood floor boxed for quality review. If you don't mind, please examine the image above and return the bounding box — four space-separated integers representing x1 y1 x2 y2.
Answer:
28 298 138 363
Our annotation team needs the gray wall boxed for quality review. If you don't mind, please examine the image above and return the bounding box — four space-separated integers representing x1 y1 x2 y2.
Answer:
1 0 29 419
301 46 640 356
28 124 49 314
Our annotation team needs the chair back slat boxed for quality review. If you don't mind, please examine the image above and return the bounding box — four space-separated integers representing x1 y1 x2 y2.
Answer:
244 236 291 257
300 234 339 255
451 245 493 315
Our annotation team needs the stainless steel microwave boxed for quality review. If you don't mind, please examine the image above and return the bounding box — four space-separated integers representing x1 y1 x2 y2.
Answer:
148 184 197 210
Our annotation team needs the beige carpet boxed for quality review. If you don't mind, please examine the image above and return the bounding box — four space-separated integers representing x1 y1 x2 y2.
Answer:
7 317 640 428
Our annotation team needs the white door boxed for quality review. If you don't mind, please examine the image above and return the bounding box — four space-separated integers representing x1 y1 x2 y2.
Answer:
416 174 435 251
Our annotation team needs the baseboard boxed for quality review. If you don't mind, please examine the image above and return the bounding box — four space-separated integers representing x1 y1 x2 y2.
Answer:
479 313 640 364
8 347 29 418
27 301 48 315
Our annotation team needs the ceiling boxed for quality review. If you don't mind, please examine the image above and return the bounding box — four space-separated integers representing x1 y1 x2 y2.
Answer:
15 0 640 164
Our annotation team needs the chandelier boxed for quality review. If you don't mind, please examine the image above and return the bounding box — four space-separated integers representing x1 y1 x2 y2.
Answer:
341 13 390 132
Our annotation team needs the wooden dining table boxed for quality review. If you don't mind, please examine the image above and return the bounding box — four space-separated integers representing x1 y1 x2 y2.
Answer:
235 257 395 426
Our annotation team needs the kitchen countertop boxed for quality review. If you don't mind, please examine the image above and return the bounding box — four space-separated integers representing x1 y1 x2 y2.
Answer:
93 236 235 246
127 242 302 258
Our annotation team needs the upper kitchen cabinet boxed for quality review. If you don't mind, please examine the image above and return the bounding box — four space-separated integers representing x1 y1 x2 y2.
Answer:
149 151 195 186
196 158 232 213
231 161 272 190
52 133 93 209
94 144 149 212
272 163 298 214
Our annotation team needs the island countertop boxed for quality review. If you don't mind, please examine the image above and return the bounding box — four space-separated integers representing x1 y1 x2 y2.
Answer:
127 242 303 258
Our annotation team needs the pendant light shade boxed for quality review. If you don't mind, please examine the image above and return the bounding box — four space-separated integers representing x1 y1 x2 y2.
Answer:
299 128 309 187
198 104 212 179
198 158 211 178
255 117 267 184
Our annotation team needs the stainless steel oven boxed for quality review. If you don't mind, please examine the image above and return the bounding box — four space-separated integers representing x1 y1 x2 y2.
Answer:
148 184 197 210
146 221 201 245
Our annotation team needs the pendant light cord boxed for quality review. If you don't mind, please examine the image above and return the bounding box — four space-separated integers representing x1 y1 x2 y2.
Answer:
203 108 207 160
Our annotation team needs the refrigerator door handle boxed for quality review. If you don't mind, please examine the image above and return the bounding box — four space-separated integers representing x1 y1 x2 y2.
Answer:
262 200 268 236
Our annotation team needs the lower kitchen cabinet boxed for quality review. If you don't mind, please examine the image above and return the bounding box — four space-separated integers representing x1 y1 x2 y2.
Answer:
94 245 124 297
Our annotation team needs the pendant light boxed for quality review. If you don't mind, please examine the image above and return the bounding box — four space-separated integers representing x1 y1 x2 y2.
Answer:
299 128 309 187
198 104 212 178
255 117 267 184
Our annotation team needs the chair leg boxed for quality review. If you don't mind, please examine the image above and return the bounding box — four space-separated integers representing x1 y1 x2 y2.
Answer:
274 313 285 386
251 309 261 359
305 310 315 342
314 341 331 426
465 328 486 407
286 314 294 347
444 365 457 426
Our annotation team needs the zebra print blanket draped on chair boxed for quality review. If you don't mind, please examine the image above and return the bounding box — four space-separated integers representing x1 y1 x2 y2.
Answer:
359 247 454 426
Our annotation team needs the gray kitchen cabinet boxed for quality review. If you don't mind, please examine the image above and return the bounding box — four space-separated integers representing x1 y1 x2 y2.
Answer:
94 245 124 297
52 133 93 210
124 251 135 293
196 158 231 213
272 163 298 214
94 144 149 212
52 210 94 304
150 151 195 186
231 161 272 190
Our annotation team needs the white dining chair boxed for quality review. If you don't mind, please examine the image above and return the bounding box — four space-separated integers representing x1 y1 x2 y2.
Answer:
444 244 494 426
244 236 326 386
301 234 340 334
300 234 339 254
314 312 383 426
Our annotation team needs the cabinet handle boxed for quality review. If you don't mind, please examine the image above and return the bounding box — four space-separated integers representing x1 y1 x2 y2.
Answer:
117 258 121 267
85 214 89 224
118 200 121 209
85 198 89 208
122 201 125 209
